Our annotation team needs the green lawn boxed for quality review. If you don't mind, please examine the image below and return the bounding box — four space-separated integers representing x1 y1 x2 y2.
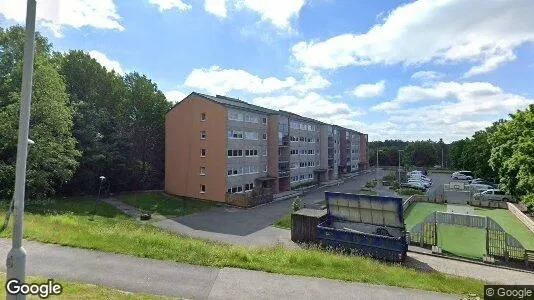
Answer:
119 192 213 216
0 273 169 299
404 202 534 257
356 188 378 196
0 197 484 296
273 213 292 229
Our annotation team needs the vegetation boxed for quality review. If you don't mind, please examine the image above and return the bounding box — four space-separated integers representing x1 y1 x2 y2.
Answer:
0 273 169 299
356 188 377 196
273 213 292 229
0 197 484 296
0 26 172 199
397 188 424 196
120 192 213 216
365 180 378 188
369 139 447 168
292 197 303 212
382 172 396 182
449 105 534 211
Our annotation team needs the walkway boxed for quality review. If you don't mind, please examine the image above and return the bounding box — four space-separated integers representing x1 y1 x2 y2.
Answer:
0 239 457 300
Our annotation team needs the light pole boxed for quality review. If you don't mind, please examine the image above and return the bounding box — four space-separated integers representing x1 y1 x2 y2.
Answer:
92 176 106 217
398 149 404 183
6 1 37 297
375 149 382 180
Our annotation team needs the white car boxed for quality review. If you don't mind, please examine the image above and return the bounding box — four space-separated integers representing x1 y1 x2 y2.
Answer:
452 171 473 180
469 183 494 193
474 189 515 202
411 174 432 183
408 178 430 188
405 181 427 191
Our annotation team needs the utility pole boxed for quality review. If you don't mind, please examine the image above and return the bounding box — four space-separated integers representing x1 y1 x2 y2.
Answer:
441 147 444 168
375 149 381 180
398 149 404 183
6 1 37 298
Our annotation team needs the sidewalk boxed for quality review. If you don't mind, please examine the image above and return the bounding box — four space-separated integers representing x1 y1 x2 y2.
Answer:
0 238 457 300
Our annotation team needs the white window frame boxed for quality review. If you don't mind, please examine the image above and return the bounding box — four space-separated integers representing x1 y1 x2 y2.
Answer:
200 149 206 157
200 130 207 139
262 133 267 140
200 167 206 176
200 112 206 121
244 131 259 140
228 111 243 121
200 184 206 193
244 114 259 123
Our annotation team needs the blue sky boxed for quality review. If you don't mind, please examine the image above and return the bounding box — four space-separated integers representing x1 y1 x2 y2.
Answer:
1 0 533 142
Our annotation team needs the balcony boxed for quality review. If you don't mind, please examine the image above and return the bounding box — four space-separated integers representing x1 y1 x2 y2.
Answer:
278 170 291 178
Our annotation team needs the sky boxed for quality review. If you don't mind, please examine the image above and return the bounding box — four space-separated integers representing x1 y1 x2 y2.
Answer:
1 0 533 143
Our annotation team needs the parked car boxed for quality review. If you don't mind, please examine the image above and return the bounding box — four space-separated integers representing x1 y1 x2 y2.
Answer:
402 181 427 191
410 174 432 183
469 178 497 188
407 178 430 188
452 171 473 180
469 183 494 193
415 167 427 176
473 189 515 202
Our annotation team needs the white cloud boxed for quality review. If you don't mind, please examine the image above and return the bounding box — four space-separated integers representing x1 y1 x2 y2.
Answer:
365 81 534 142
352 80 385 98
204 0 227 18
291 0 534 76
148 0 192 12
88 50 125 75
203 0 306 30
0 0 124 38
411 71 444 81
183 65 330 95
252 92 364 120
165 90 189 103
184 66 297 94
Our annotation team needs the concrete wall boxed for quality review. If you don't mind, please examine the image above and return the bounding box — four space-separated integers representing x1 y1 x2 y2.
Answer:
267 114 280 192
508 203 534 233
444 190 470 204
165 94 227 202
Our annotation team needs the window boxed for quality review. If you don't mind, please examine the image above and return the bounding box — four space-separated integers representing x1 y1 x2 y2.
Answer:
263 149 267 156
494 190 505 195
200 130 206 139
299 137 305 142
244 114 259 123
300 124 306 130
228 111 243 121
262 133 267 140
228 149 243 157
264 165 267 172
290 163 298 169
316 138 320 143
245 149 258 156
228 130 244 139
237 185 243 192
244 131 259 140
200 167 206 175
291 176 299 182
262 117 267 124
290 121 299 129
200 184 206 193
227 167 243 176
300 149 306 155
300 162 305 168
308 174 313 179
244 166 259 174
200 113 206 121
201 149 206 157
244 183 254 191
300 174 305 180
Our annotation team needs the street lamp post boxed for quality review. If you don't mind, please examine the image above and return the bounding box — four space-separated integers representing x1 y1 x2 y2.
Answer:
398 149 404 183
6 1 37 298
92 176 106 217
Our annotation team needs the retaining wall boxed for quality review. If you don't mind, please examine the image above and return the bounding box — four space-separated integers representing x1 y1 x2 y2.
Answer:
508 203 534 233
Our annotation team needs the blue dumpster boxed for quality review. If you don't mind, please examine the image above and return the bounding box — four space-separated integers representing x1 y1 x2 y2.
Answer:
316 192 408 262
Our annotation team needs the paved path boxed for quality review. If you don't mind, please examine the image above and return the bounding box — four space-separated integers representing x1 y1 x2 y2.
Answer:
0 239 457 300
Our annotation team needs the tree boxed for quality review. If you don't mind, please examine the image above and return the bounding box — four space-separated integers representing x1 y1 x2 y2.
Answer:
489 105 534 201
0 28 80 198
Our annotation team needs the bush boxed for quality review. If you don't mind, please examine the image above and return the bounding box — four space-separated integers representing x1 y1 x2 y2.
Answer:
397 188 424 196
392 181 401 190
382 173 396 182
522 194 534 212
292 197 302 212
365 180 378 188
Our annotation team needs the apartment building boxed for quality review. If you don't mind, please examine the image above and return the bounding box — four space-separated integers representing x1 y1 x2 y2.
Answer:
165 92 368 205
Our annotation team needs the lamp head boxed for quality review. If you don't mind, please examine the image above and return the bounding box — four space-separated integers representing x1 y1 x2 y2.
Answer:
99 176 106 181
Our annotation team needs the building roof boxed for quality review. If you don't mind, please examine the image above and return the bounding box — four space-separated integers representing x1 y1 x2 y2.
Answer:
278 110 326 125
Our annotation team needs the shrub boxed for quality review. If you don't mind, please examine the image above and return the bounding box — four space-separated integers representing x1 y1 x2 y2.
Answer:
522 194 534 212
392 181 401 190
382 173 396 182
397 188 424 196
365 180 378 188
292 197 302 212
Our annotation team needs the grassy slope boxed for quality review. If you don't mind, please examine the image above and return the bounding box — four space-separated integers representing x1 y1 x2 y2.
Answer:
0 198 484 296
119 192 213 216
404 202 534 252
273 213 292 229
0 273 169 299
438 225 486 259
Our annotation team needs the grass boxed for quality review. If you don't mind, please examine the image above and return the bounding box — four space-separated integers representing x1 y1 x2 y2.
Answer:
273 213 292 229
0 197 485 296
356 188 378 196
0 273 169 299
119 192 213 216
404 202 534 257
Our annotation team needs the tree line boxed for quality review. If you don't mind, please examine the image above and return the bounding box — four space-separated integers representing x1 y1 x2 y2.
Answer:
448 106 534 209
368 139 448 168
0 26 172 199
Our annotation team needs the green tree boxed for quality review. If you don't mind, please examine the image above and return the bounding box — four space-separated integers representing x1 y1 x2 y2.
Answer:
0 27 80 198
489 105 534 201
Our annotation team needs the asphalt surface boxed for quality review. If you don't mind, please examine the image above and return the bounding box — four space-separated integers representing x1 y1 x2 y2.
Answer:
176 170 378 236
0 238 459 300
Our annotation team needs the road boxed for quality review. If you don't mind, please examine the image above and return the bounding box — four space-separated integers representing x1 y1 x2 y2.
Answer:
0 238 458 300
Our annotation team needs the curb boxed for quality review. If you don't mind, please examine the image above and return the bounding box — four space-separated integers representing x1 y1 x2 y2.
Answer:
408 249 534 274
